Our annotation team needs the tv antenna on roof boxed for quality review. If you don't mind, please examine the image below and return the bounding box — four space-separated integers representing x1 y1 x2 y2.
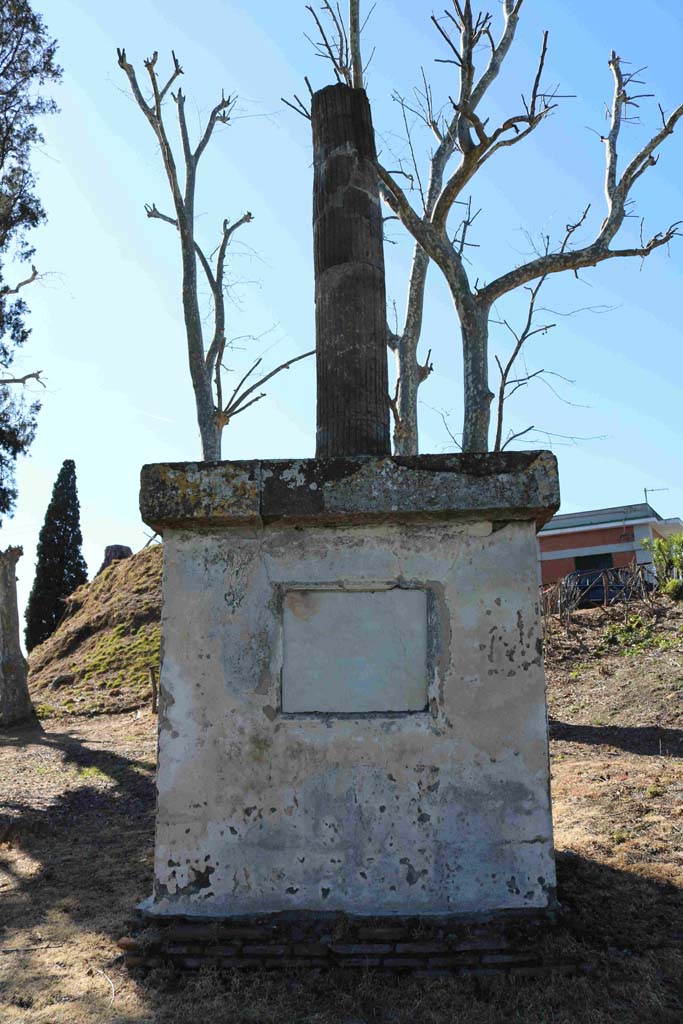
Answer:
644 486 669 507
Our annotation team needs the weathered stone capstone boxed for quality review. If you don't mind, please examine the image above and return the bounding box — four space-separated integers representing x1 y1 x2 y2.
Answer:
140 451 559 530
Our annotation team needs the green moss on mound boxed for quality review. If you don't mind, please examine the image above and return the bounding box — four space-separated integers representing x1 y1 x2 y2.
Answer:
28 545 162 717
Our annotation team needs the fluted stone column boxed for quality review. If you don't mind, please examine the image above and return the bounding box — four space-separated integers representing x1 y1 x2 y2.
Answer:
312 83 390 457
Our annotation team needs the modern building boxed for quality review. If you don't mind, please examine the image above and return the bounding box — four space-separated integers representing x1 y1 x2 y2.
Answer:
538 503 683 586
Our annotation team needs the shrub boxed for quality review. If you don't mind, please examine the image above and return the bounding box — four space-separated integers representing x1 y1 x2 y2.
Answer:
641 532 683 586
600 613 681 654
662 578 683 601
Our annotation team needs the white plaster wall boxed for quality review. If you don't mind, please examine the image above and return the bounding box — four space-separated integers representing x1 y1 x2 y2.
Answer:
149 518 555 917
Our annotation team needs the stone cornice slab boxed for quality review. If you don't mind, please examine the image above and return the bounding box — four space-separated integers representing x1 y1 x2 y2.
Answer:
140 452 560 532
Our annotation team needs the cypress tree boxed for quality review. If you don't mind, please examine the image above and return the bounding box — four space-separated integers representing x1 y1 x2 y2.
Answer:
25 459 88 651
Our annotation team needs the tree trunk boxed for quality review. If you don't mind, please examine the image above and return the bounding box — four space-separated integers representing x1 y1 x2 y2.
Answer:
461 306 494 452
0 547 34 727
392 244 430 455
183 266 221 461
393 327 421 456
390 142 452 457
392 344 420 455
195 381 221 461
179 218 222 461
312 83 390 458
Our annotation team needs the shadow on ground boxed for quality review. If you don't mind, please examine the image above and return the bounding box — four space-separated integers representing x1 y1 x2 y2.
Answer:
0 718 155 934
549 719 683 757
0 719 682 1022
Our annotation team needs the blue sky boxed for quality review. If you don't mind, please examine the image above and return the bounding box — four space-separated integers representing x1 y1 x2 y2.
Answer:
2 0 682 618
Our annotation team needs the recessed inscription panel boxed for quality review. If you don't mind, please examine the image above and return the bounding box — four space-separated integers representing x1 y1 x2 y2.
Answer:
281 588 428 714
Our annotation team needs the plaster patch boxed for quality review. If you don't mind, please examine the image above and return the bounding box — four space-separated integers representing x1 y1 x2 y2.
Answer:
282 588 428 714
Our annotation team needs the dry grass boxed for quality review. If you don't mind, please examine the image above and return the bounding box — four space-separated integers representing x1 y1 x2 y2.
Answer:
1 600 682 1022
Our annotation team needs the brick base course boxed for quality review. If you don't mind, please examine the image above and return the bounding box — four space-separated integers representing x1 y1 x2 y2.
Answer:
118 908 580 977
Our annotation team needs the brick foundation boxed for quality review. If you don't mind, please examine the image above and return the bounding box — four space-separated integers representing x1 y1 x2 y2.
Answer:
119 909 576 977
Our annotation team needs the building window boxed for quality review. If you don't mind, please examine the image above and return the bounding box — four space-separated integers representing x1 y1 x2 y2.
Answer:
574 552 613 572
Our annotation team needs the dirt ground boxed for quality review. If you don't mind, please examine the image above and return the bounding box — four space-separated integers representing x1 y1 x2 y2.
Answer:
1 605 682 1023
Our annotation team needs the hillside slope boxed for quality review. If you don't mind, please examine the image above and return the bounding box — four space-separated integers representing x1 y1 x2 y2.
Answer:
546 599 683 742
27 542 683 740
28 545 162 717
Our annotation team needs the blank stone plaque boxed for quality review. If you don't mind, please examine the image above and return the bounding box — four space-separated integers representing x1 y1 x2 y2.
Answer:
281 588 428 714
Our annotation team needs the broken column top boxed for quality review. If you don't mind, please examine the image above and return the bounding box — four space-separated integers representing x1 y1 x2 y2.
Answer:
140 451 560 532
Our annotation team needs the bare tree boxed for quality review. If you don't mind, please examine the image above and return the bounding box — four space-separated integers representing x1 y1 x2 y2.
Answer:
0 547 34 727
117 49 313 461
376 1 682 451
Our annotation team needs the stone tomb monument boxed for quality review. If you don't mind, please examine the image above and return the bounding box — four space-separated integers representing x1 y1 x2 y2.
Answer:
132 83 560 970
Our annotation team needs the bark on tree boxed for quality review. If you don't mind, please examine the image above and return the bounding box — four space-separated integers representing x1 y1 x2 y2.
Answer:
312 83 390 457
0 547 34 727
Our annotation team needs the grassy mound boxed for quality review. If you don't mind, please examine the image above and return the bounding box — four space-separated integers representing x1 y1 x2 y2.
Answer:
545 597 683 738
28 545 162 718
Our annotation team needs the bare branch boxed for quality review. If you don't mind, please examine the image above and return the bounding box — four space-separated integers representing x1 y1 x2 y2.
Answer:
377 164 435 250
144 204 253 319
422 402 462 451
0 370 45 387
117 47 154 123
281 94 312 120
514 428 607 447
500 424 536 449
350 0 363 88
159 50 183 103
394 93 426 208
0 264 38 296
493 271 550 451
470 1 524 110
118 49 185 216
173 87 193 168
467 53 683 306
194 91 237 165
387 325 400 352
144 202 217 291
453 196 481 258
222 390 267 422
223 349 315 419
306 2 352 86
433 30 556 229
223 356 263 417
200 214 255 390
479 215 681 307
418 347 433 383
388 375 400 429
430 12 463 68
